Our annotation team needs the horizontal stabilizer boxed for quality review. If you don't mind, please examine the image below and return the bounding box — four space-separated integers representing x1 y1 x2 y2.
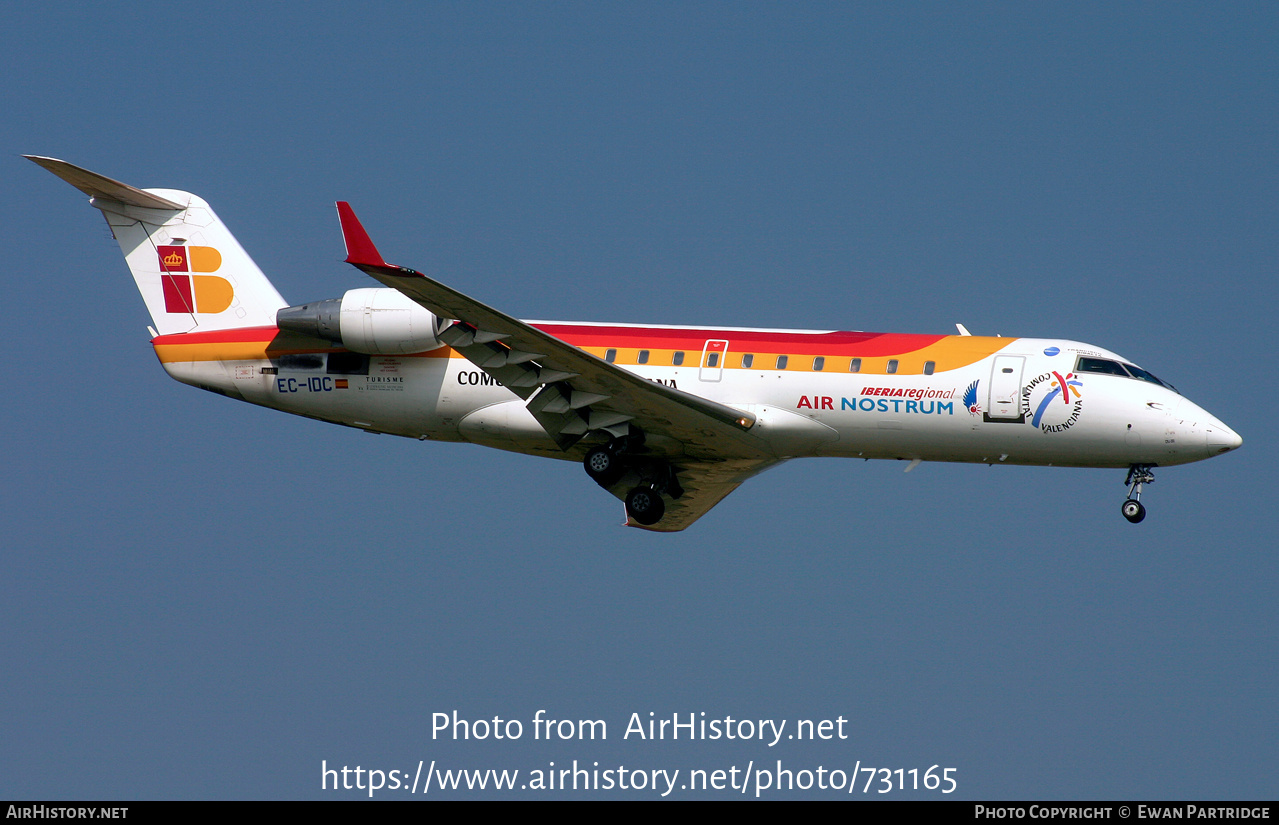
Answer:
33 155 287 335
25 155 184 210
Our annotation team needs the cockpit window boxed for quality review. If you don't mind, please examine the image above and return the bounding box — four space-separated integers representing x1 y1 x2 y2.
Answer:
1076 357 1130 377
1075 356 1179 394
1123 364 1177 393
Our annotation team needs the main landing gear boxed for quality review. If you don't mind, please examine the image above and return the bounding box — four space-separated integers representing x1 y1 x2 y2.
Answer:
583 445 625 487
582 430 682 526
625 484 666 526
1121 464 1156 524
583 429 642 488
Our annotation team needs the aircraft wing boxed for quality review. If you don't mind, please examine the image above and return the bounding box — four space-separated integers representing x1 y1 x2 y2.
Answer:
336 203 771 468
336 202 783 530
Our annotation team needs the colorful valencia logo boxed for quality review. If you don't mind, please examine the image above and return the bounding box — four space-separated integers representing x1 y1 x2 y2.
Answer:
1021 370 1084 432
157 245 233 314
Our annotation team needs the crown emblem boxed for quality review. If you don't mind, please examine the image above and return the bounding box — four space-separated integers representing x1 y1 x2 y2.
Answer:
163 251 185 267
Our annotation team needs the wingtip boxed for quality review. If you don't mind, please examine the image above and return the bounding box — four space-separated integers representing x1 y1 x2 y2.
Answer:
336 201 387 267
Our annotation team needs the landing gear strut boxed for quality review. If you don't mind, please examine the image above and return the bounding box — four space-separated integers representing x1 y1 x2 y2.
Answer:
1121 464 1156 524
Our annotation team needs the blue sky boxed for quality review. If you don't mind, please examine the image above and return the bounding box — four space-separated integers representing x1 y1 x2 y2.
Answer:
2 3 1275 799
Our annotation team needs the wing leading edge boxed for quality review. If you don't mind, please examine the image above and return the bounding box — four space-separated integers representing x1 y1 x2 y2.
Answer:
335 202 780 530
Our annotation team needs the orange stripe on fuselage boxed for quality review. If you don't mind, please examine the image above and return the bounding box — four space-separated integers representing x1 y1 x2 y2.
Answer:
151 323 1017 374
152 326 320 364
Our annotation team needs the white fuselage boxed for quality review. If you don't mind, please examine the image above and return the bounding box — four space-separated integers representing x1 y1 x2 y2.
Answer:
157 325 1240 471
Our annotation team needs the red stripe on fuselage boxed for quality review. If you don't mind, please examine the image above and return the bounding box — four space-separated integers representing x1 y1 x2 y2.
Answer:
150 323 946 358
535 324 944 356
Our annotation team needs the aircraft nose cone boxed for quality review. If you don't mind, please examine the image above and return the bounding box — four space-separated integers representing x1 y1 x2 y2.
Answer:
1205 420 1243 454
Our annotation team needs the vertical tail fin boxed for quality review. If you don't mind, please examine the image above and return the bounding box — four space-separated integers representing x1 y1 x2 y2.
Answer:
27 156 287 336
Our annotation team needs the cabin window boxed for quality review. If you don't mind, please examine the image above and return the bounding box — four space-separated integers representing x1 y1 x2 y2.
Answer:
706 352 719 367
923 361 935 375
637 350 649 364
886 359 898 374
742 353 754 368
776 355 789 370
849 358 861 373
813 356 825 371
673 351 685 366
605 349 616 363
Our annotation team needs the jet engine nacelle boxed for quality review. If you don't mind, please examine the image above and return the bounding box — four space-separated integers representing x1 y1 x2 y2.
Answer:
276 288 442 354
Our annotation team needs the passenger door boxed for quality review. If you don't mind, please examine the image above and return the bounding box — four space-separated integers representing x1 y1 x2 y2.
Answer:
699 339 729 382
986 355 1025 421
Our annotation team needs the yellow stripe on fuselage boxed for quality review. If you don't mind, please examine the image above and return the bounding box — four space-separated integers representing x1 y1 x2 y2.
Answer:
152 329 1015 375
578 337 1014 375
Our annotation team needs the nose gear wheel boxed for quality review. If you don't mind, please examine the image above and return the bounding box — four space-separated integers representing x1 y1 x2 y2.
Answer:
1121 465 1156 524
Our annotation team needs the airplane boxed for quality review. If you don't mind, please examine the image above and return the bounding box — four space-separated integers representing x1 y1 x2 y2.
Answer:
28 155 1243 531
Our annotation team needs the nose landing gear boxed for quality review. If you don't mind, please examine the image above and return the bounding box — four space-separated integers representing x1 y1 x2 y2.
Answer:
1122 464 1156 523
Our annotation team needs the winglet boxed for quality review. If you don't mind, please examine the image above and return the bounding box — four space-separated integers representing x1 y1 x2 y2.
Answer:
336 201 388 267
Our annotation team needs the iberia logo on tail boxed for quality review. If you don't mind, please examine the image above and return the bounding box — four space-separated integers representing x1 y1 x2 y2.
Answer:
157 245 233 314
